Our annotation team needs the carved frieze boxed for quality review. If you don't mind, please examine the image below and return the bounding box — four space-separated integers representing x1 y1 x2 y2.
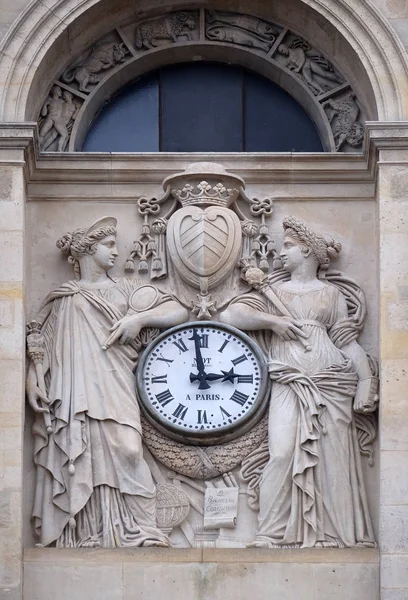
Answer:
205 10 280 52
134 11 199 49
61 34 130 94
38 9 366 153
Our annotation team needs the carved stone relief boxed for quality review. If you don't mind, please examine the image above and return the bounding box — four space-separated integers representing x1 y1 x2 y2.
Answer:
38 86 82 152
323 91 364 151
274 36 344 96
205 10 280 52
27 163 379 549
134 11 199 49
37 9 366 153
61 35 130 93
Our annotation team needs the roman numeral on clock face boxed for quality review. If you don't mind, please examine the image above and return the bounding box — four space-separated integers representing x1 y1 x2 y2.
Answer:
199 334 209 348
173 403 188 420
231 354 248 366
197 410 208 424
230 390 249 406
237 374 253 384
151 374 167 384
173 338 188 353
220 406 231 419
156 354 174 367
155 389 174 406
218 339 229 353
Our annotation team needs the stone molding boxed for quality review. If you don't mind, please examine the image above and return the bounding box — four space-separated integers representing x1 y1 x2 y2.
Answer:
24 547 380 563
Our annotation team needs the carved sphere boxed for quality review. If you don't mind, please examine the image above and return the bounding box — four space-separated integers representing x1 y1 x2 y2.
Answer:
155 483 190 530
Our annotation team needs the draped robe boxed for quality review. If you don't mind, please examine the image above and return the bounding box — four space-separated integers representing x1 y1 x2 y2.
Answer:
233 283 375 547
32 278 171 547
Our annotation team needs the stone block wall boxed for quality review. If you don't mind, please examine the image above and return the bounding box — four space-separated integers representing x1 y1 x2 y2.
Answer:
376 139 408 598
0 150 26 599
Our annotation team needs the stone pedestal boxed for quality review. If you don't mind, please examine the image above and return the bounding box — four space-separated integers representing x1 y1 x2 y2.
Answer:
24 548 379 600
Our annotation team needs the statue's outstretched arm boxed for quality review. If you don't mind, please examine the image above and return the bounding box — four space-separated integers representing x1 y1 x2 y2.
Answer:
220 302 306 342
103 300 188 349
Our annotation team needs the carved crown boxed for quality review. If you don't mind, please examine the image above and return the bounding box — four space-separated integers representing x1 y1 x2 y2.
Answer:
162 162 245 208
171 181 239 208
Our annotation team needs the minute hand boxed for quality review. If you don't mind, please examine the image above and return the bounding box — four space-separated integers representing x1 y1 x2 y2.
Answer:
189 329 210 390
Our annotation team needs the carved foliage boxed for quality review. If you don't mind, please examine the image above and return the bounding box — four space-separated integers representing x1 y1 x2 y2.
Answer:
141 413 268 480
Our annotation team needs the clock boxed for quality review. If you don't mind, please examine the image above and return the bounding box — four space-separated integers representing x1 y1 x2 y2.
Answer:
136 321 269 446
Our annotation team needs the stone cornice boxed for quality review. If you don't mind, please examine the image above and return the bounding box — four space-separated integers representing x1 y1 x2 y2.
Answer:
365 121 408 149
0 121 407 189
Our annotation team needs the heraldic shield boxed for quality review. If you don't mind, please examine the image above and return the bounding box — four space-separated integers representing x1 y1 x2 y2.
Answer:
167 205 242 291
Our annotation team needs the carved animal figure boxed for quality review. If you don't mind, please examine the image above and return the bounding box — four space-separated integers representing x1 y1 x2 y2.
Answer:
324 93 364 150
62 42 128 93
135 12 196 49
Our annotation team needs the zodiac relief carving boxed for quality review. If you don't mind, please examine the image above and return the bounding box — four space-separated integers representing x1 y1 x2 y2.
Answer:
27 166 378 548
135 12 197 50
205 11 278 52
323 93 364 151
39 86 80 152
276 40 344 95
40 10 365 152
61 41 129 93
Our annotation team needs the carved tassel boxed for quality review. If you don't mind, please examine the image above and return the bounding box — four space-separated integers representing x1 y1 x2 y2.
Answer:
260 258 269 272
125 259 135 272
138 259 148 272
152 257 162 271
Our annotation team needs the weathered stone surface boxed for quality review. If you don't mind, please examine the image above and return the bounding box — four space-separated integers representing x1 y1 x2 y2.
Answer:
23 550 379 600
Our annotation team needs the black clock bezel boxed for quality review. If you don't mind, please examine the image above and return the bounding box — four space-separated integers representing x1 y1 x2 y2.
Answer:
136 321 270 446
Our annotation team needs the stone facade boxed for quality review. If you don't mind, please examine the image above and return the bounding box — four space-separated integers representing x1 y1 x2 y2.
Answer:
0 1 407 599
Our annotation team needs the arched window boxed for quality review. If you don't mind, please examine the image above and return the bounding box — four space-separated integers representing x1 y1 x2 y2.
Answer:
82 62 323 152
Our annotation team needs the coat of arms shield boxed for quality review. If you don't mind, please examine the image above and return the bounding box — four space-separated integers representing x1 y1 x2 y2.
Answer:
167 205 242 291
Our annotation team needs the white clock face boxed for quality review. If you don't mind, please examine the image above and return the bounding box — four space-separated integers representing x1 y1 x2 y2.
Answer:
137 322 268 445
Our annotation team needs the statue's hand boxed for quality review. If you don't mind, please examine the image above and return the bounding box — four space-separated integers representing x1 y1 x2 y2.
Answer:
354 377 379 414
103 315 142 349
26 382 50 414
270 316 307 342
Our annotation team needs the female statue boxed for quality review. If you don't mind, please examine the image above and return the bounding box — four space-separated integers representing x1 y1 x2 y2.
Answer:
26 217 188 547
221 216 377 548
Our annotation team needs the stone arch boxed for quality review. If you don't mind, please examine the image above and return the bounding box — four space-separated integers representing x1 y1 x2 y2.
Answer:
0 0 406 130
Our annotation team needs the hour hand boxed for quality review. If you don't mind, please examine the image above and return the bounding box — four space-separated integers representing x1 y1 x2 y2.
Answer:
189 372 224 385
220 368 238 383
189 371 211 390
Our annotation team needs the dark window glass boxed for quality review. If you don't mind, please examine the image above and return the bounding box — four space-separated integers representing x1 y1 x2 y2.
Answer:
82 72 159 152
82 63 323 152
244 71 322 152
160 63 243 152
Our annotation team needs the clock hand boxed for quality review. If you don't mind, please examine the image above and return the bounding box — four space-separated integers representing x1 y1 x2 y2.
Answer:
188 329 210 391
221 368 238 383
189 372 224 385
